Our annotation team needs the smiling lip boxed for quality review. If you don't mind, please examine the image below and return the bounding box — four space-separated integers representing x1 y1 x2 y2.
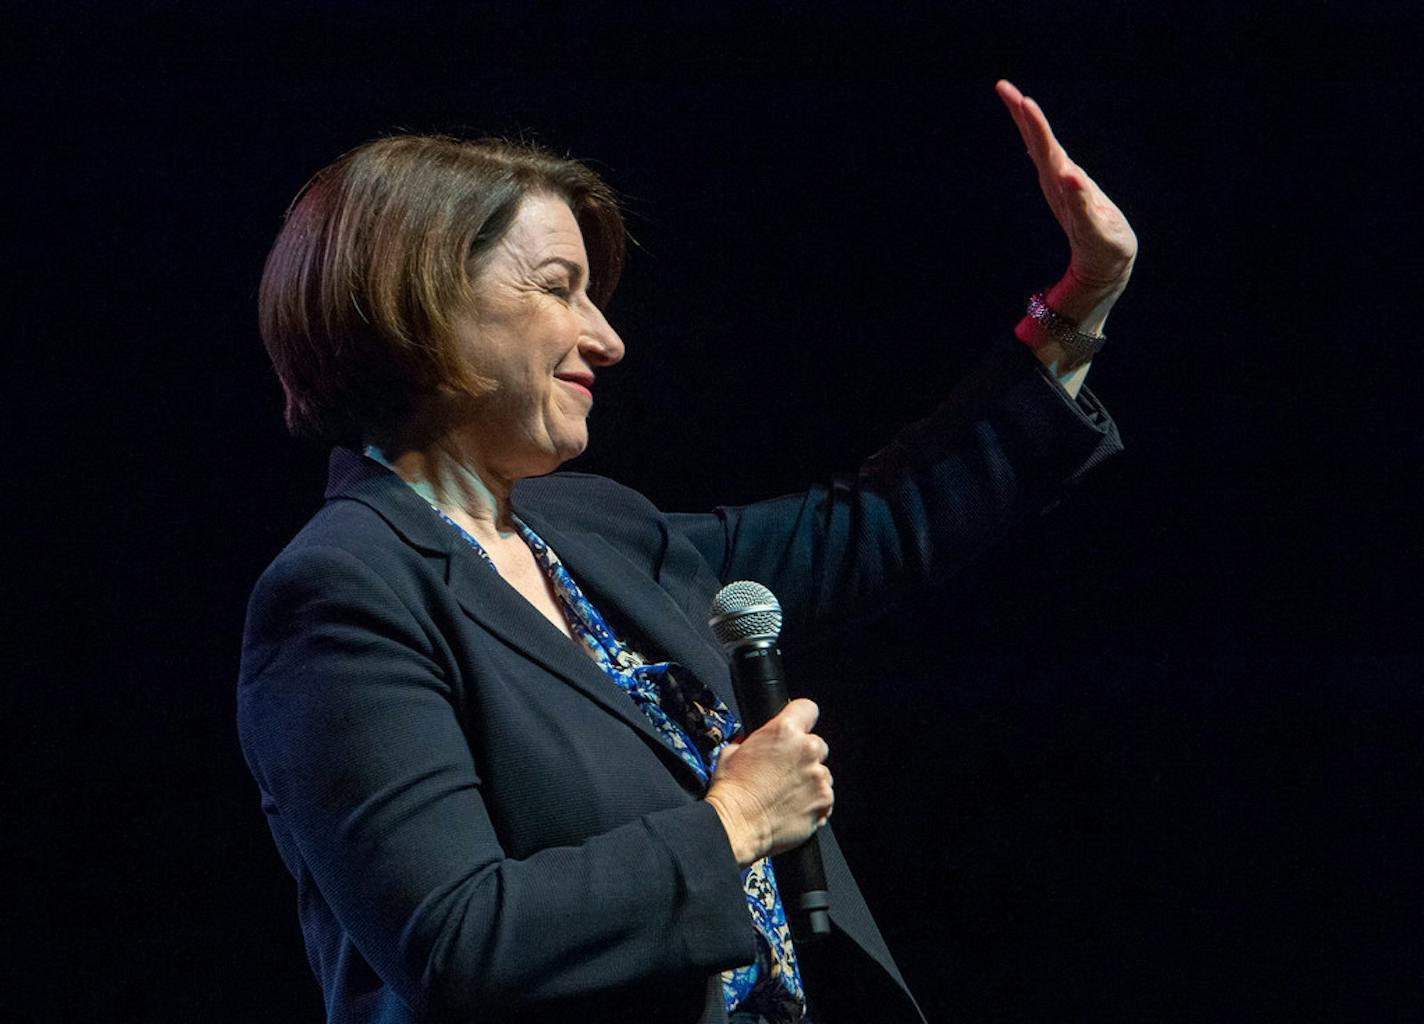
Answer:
554 372 594 399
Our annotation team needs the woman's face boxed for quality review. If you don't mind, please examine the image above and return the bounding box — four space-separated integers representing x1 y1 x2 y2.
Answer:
454 193 625 478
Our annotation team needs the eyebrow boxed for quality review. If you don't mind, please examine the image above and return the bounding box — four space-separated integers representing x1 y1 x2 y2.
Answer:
536 257 586 286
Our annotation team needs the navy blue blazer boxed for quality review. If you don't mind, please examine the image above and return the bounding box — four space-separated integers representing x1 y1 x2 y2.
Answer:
238 339 1122 1024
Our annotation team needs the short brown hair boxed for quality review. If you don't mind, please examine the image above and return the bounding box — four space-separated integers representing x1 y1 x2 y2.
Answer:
257 135 625 443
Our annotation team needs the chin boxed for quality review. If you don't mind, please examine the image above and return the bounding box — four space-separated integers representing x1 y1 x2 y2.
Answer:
525 437 586 476
552 425 590 463
554 439 588 466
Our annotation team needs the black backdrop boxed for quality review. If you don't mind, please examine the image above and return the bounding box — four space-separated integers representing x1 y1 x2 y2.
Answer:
13 3 1422 1021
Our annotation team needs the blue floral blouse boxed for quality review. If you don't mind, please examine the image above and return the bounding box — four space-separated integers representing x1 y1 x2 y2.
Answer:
429 504 808 1023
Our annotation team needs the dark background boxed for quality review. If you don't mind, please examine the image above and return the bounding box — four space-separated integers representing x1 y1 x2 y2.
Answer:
12 3 1422 1021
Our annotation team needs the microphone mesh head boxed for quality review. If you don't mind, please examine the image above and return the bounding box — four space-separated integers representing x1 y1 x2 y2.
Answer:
708 580 784 647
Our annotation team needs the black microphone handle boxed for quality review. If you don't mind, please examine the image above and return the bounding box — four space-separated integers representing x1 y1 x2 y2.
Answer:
727 639 832 944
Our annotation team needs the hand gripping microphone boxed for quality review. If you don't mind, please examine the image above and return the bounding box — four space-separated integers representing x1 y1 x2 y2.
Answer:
709 581 832 943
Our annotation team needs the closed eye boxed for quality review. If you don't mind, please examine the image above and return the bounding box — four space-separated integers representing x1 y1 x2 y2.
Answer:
536 256 587 296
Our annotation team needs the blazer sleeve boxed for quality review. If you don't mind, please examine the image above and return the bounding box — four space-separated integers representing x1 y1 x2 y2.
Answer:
666 338 1122 643
237 543 755 1018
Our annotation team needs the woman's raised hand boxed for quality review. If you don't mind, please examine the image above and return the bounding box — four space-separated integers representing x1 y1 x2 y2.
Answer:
996 79 1137 328
705 698 834 868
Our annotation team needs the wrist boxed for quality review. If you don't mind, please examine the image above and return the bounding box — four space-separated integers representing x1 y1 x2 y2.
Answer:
705 791 766 868
1047 264 1131 334
1015 272 1123 396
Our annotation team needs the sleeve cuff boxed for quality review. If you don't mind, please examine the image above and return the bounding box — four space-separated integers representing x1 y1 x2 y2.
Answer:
644 801 758 972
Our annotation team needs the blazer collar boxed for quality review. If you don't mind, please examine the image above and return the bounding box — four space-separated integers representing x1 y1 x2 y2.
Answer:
323 447 732 789
323 445 453 555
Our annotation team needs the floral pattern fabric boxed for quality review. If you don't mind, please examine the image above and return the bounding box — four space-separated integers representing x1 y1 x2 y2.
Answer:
430 505 807 1023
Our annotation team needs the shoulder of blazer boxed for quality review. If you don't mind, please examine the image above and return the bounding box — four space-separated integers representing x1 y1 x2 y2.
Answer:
517 471 664 526
243 450 459 643
515 471 673 577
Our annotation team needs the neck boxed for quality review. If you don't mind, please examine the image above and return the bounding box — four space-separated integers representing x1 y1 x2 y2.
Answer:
364 436 517 545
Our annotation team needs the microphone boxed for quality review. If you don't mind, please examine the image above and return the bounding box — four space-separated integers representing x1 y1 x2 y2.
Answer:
709 581 832 943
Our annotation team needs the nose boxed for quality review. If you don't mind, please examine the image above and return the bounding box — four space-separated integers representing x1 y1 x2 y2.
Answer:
579 299 625 367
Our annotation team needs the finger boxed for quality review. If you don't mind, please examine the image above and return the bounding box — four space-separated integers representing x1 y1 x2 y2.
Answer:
1022 95 1088 191
995 78 1034 147
996 79 1043 166
1001 80 1058 170
1015 106 1060 197
1021 95 1064 163
777 697 820 733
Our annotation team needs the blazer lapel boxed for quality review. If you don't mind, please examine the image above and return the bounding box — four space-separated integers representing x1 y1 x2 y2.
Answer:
514 504 743 723
325 448 715 789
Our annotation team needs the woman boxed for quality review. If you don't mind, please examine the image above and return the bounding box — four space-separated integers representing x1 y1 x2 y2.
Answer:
239 80 1135 1024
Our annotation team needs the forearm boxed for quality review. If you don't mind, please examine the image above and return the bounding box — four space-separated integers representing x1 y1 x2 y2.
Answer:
399 802 753 1012
669 336 1122 643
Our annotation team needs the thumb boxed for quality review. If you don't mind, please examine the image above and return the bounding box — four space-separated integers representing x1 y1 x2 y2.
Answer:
777 697 820 733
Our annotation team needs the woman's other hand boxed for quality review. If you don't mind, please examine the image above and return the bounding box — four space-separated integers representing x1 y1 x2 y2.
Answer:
996 78 1137 307
997 79 1137 392
705 698 834 868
